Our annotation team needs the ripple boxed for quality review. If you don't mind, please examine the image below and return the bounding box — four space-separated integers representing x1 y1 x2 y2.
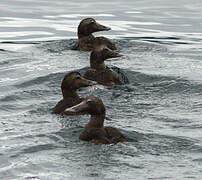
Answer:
44 13 115 19
0 1 202 178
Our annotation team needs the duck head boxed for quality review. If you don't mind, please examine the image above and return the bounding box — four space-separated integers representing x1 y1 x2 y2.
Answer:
64 96 105 116
90 46 122 70
61 72 97 98
78 18 111 38
93 36 117 50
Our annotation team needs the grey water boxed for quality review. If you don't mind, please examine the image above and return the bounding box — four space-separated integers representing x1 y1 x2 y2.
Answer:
0 0 202 179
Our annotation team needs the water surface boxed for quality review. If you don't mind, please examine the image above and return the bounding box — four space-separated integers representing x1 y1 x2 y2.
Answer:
0 0 202 179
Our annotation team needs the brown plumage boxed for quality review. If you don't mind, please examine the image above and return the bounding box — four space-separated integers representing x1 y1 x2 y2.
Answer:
64 96 126 144
52 72 96 114
72 18 116 51
83 45 122 86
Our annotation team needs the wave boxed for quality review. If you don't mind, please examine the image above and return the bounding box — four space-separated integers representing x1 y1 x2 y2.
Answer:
6 66 202 108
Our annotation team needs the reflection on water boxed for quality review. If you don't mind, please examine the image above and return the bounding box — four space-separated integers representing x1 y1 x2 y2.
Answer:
0 0 202 179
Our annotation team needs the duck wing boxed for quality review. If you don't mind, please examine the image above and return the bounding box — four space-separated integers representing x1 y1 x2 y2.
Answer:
79 128 111 144
105 127 126 143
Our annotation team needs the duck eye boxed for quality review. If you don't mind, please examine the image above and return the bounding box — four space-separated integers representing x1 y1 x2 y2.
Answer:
103 48 109 52
75 76 81 80
87 99 92 103
89 21 95 24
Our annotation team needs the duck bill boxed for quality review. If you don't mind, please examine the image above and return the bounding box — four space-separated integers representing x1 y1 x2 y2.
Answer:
63 101 89 115
105 51 123 61
80 76 97 87
94 22 111 32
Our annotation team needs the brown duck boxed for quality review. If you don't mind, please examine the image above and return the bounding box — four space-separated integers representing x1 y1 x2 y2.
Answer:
83 45 122 86
64 96 126 144
72 18 116 51
52 72 97 114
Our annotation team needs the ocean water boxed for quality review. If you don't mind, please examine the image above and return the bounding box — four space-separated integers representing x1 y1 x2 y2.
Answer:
0 0 202 179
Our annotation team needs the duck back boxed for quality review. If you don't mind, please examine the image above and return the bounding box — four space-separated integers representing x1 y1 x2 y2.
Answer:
83 68 120 86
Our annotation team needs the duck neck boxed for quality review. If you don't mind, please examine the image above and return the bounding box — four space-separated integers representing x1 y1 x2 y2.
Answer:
62 89 80 99
91 62 106 71
90 52 106 71
78 33 95 39
87 114 105 128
